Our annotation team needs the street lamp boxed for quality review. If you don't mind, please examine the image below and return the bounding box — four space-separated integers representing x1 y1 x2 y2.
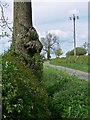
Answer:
69 14 79 56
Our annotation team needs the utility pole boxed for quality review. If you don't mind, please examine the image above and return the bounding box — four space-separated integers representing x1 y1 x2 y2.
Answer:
70 14 79 56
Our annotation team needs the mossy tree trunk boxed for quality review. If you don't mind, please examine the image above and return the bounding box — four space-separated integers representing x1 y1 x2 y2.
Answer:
13 1 43 80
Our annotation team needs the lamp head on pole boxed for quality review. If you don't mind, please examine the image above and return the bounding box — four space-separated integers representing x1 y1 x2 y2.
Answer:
69 17 72 20
77 16 79 19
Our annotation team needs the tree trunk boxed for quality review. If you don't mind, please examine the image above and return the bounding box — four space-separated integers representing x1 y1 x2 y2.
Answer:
47 47 50 60
47 39 51 60
13 2 32 51
13 1 43 79
13 1 42 56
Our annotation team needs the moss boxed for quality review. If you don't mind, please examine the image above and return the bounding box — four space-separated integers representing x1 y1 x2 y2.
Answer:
6 48 43 81
29 53 43 81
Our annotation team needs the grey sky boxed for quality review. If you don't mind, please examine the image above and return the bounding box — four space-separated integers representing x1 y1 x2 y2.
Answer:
32 1 88 56
0 0 89 57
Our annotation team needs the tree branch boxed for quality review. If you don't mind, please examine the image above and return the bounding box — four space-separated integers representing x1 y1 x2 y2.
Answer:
0 1 13 32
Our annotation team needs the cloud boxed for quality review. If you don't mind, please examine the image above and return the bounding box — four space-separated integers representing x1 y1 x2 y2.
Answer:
33 2 88 26
47 29 74 44
69 9 79 16
39 28 74 57
0 43 11 54
39 27 88 57
0 0 88 57
39 29 73 43
0 37 11 54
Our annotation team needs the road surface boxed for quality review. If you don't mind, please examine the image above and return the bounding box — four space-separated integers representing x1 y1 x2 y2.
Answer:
44 62 90 81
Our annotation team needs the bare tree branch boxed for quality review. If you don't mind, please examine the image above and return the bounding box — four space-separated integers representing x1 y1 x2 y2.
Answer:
40 32 60 59
0 1 13 32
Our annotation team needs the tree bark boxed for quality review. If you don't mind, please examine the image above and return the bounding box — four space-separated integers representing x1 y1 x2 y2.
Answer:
13 1 42 56
13 1 43 79
13 2 32 51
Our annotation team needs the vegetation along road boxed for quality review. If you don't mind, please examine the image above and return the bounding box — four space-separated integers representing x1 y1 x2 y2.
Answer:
44 62 90 81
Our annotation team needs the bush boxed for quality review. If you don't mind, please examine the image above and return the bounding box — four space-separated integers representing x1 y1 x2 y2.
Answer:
66 47 87 56
2 53 51 119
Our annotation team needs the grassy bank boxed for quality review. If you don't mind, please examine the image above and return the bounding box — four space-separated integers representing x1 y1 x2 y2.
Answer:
50 55 89 73
43 66 89 118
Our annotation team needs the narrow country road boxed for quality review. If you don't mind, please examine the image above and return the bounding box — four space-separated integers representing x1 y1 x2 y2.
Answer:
44 62 90 81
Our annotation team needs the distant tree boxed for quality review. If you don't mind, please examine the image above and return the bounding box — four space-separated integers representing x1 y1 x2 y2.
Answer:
54 48 63 58
83 42 90 54
41 33 59 60
54 43 63 58
83 42 87 49
66 47 87 56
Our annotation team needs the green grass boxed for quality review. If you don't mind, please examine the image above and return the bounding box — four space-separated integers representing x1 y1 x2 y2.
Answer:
50 56 89 73
43 66 89 118
50 61 88 73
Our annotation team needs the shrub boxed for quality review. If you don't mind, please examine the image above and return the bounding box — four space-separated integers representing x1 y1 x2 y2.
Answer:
2 53 51 119
54 48 63 58
66 47 87 56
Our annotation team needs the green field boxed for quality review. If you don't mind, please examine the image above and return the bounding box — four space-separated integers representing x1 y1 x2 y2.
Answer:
50 55 90 73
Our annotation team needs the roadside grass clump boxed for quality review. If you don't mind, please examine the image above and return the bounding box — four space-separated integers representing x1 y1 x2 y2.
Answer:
2 52 51 119
43 66 89 119
50 55 89 73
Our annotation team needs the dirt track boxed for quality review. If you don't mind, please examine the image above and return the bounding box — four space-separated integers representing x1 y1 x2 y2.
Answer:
44 62 90 81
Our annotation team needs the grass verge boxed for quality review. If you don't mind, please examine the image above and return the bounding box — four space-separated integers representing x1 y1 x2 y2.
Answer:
50 58 89 73
43 66 89 118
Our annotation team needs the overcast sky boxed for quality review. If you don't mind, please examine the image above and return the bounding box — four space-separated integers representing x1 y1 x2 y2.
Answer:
0 0 89 57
